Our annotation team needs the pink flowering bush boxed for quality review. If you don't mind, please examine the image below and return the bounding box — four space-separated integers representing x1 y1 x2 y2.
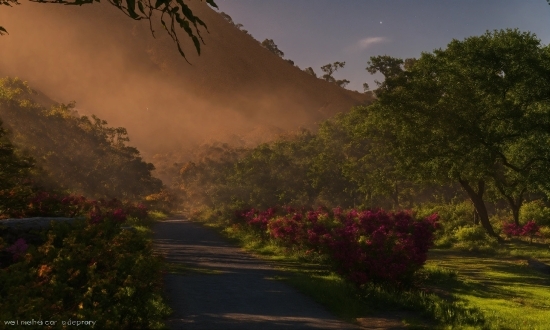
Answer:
502 222 522 237
9 191 149 225
237 206 439 286
502 220 540 243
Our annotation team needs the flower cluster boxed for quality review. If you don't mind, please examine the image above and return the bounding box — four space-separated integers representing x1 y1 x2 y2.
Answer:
238 206 438 286
14 191 148 225
502 220 540 242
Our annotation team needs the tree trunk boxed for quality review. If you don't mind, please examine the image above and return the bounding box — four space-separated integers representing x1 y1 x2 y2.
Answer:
473 208 480 225
458 179 500 239
505 192 524 226
392 181 400 209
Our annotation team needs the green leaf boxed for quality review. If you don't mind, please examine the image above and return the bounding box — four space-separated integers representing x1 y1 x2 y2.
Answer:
125 0 140 19
154 0 166 9
137 0 145 15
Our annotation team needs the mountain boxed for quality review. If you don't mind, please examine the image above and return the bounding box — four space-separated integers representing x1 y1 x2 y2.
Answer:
0 1 372 156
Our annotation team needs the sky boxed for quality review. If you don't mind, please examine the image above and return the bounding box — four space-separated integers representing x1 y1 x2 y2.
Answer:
214 0 550 92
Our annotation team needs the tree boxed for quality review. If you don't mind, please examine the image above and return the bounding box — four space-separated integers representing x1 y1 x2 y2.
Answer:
321 61 350 88
219 11 234 25
0 119 34 215
362 83 370 93
304 67 317 77
0 0 218 61
261 38 284 58
366 29 550 237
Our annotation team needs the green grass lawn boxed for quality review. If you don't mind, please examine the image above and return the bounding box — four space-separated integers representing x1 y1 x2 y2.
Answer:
425 246 550 330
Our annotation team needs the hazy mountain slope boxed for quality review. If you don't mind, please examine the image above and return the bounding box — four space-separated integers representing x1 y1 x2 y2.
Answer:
0 1 372 156
0 78 162 199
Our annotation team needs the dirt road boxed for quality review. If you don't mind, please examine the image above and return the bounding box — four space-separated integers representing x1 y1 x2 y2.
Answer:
153 219 362 330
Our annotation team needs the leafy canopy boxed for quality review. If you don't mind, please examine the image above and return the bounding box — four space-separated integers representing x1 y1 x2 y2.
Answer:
366 28 550 234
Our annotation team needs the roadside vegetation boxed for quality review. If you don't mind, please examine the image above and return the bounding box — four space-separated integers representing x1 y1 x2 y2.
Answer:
1 27 549 329
179 29 550 329
0 78 173 329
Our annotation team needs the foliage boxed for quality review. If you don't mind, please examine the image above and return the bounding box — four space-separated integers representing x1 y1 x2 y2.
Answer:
366 29 550 237
539 226 550 244
219 11 253 36
503 220 541 243
0 218 170 329
320 61 350 88
177 106 441 213
0 119 35 217
6 190 149 222
452 226 500 253
303 67 317 77
0 77 163 201
519 200 550 226
261 38 284 58
235 206 438 286
1 0 218 61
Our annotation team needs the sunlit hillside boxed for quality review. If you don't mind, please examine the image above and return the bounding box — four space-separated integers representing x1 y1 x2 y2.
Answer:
0 1 372 157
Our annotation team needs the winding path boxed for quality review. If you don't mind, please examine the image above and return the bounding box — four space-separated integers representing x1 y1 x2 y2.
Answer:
153 219 363 330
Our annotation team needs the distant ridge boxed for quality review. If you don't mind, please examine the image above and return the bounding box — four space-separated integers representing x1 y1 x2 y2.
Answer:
0 1 373 155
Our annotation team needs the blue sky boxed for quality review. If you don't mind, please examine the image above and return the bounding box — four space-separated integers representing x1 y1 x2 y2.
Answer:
214 0 550 92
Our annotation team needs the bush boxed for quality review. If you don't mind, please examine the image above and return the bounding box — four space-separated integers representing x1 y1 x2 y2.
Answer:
452 225 499 253
414 201 474 248
502 220 541 243
520 200 550 226
0 219 170 329
454 226 487 242
539 226 550 244
237 207 439 286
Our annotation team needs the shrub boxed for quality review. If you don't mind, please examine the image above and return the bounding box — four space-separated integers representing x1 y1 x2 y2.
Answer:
452 225 499 253
414 201 474 248
502 220 541 243
539 226 550 244
520 200 550 226
454 226 487 242
239 207 438 286
0 219 170 329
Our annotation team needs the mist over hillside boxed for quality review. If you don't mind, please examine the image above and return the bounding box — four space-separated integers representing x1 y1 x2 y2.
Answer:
0 1 372 160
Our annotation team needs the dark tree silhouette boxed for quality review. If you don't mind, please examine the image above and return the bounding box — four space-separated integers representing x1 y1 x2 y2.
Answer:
321 61 350 88
261 39 284 58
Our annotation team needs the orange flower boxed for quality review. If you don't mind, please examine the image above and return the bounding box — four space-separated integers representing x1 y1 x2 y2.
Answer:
38 264 52 278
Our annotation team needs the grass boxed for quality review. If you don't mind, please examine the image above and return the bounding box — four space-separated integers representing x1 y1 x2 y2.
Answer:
163 261 225 275
425 248 550 330
191 211 550 329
